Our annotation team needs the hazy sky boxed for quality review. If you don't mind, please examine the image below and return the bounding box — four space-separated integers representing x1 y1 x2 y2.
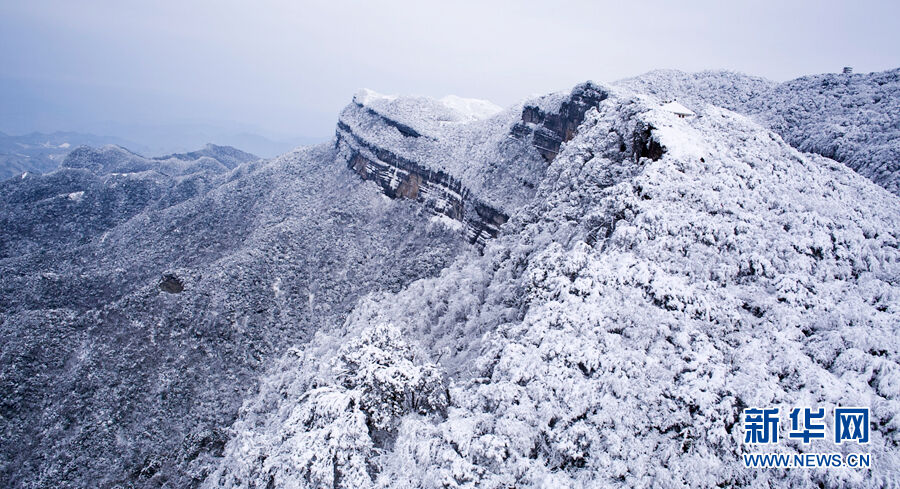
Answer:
2 0 899 144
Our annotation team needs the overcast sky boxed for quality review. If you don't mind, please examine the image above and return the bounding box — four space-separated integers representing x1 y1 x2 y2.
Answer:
2 0 899 144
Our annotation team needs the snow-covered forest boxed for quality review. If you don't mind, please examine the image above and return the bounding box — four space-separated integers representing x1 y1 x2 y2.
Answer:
618 68 900 195
2 70 899 488
204 84 900 489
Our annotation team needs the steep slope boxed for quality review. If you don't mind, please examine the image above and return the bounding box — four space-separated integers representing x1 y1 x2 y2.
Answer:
336 84 610 244
0 144 468 488
0 131 149 181
745 70 900 195
205 86 900 488
617 68 900 195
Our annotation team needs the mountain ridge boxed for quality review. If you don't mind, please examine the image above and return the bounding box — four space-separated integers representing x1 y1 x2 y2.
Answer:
0 141 468 488
1 71 899 488
617 67 900 195
206 82 900 488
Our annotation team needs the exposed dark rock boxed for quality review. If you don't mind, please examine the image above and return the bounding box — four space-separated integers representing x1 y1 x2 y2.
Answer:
335 124 506 245
632 123 665 161
513 82 610 161
159 273 184 293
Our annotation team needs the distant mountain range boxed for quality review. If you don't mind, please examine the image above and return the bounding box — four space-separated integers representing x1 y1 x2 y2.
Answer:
62 144 259 176
1 69 898 488
0 130 323 181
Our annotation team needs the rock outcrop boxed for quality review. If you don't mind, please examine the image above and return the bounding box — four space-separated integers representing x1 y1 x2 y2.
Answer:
335 83 615 245
336 122 507 244
512 82 610 161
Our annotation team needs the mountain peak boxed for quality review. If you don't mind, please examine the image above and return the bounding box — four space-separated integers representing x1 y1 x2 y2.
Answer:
156 143 258 169
3 70 900 489
203 81 900 489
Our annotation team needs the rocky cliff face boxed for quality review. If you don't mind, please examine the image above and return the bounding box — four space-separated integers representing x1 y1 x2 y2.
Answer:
512 82 610 161
206 83 900 489
334 83 617 244
335 121 507 245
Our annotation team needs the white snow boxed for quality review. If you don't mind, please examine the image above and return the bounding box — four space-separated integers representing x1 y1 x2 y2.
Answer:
271 277 283 297
429 214 464 232
440 95 503 121
207 85 900 489
617 68 900 195
660 100 695 116
353 88 397 106
67 191 85 201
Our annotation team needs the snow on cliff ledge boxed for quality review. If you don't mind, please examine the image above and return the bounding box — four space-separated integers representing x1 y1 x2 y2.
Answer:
205 86 900 489
439 94 503 122
354 88 502 123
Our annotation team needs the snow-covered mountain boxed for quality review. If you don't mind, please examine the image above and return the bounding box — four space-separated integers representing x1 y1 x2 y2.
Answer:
0 131 149 181
334 84 610 245
617 68 900 195
0 143 468 488
202 82 900 489
1 70 899 489
61 143 259 176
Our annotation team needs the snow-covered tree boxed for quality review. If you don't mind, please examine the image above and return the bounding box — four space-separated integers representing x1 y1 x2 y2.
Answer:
335 323 448 434
209 84 900 488
204 324 448 488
